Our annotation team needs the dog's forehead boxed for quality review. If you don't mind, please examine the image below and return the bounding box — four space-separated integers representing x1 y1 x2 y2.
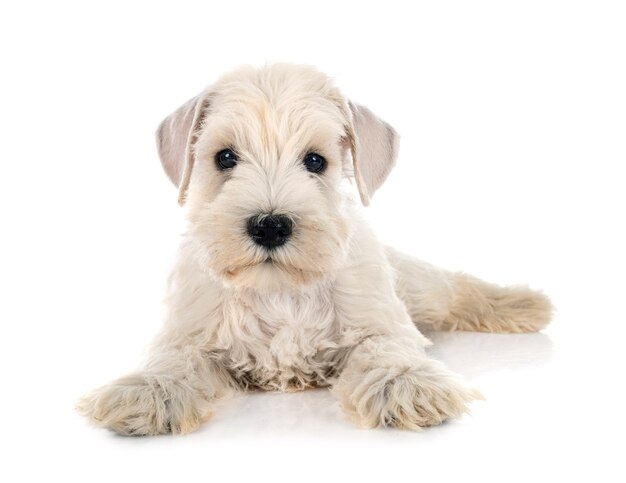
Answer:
211 64 343 110
204 65 348 154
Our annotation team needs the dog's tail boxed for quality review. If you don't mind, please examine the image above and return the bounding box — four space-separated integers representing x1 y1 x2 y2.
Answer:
385 246 553 333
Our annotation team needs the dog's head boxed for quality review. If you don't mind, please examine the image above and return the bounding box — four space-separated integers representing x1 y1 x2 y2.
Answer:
156 64 398 290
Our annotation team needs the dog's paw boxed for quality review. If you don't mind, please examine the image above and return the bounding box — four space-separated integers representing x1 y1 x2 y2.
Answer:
76 373 210 436
338 363 481 430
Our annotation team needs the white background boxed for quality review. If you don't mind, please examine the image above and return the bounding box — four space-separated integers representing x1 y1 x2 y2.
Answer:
1 1 625 482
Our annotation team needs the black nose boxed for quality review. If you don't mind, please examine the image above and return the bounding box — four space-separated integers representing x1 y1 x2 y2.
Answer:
247 214 293 248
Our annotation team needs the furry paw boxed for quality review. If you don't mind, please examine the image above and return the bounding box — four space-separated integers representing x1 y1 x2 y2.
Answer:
76 373 210 436
337 363 481 430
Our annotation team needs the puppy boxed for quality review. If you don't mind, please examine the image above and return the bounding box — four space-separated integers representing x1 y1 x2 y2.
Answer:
78 64 552 435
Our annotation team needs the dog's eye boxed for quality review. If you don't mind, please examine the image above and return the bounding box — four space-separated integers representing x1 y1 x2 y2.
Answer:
216 149 238 170
303 153 326 173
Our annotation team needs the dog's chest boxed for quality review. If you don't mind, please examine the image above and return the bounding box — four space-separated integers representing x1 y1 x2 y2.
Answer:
214 288 343 391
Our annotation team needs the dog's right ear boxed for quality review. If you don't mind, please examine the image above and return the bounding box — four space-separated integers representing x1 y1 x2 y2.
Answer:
155 94 210 205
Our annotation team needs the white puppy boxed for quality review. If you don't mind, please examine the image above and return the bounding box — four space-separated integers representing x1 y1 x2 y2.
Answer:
78 64 552 435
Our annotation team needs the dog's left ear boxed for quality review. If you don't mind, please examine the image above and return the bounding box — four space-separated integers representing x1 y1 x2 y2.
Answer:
155 93 210 205
345 102 400 206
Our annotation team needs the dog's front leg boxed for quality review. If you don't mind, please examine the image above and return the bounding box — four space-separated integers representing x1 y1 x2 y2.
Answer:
78 252 236 436
331 232 480 429
77 338 234 435
333 329 479 429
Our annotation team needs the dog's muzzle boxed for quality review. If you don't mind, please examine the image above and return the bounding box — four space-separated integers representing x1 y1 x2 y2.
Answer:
247 214 293 249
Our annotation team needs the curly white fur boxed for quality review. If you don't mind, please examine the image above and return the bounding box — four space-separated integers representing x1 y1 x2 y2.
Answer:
77 64 552 435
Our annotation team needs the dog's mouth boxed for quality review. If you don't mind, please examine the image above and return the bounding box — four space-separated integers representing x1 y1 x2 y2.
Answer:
221 250 328 288
226 255 279 277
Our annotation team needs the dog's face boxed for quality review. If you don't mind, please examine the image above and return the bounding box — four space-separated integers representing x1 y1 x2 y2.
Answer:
156 64 398 290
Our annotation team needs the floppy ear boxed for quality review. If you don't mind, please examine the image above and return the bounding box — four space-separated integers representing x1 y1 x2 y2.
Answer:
346 102 400 206
155 94 210 205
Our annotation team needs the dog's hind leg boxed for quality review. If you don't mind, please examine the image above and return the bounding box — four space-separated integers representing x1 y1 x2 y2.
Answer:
385 246 553 333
